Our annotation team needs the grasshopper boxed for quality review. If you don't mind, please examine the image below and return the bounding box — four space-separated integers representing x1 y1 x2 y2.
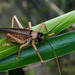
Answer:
0 13 72 75
1 15 55 63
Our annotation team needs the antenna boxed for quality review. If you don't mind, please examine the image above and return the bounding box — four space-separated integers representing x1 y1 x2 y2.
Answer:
44 38 61 75
44 12 72 36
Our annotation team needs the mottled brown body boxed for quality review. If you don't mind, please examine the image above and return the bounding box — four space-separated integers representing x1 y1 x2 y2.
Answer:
0 28 30 37
0 28 38 44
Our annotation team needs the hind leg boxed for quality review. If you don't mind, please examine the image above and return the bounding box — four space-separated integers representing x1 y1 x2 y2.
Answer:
11 15 24 29
2 33 25 46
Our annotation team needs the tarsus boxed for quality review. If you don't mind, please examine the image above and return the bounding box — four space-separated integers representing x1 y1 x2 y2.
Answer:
44 12 72 36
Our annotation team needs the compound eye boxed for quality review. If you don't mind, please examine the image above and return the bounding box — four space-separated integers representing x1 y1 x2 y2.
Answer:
37 33 43 43
38 34 41 38
38 38 42 43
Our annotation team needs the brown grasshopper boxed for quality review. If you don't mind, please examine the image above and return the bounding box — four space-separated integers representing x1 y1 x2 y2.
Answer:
1 15 55 63
0 13 71 75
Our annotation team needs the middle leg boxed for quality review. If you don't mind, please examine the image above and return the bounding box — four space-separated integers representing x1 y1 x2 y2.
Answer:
15 39 31 60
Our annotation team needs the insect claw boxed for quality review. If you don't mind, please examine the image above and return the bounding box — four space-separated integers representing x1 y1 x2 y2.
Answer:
41 60 44 64
15 58 18 60
2 43 11 46
36 42 38 44
48 31 55 36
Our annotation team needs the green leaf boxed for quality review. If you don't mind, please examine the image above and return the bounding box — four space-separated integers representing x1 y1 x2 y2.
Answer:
32 10 75 34
0 31 75 72
0 10 75 72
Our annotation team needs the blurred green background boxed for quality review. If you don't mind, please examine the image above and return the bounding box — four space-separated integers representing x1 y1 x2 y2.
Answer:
0 0 75 75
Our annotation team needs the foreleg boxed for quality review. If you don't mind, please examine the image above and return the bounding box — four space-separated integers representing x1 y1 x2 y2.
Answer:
32 40 43 64
37 23 55 36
